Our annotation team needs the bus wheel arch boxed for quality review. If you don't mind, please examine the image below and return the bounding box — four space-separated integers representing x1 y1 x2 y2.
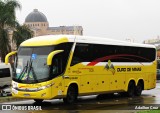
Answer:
127 80 136 97
135 79 144 96
63 83 78 104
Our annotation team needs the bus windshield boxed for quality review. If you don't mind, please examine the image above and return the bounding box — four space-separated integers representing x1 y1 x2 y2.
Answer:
13 42 73 83
14 46 54 83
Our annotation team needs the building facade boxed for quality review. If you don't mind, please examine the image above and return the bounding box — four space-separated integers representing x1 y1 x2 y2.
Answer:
24 9 83 36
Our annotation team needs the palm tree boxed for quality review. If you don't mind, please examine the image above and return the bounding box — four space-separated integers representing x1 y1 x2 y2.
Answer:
12 24 33 49
0 0 21 62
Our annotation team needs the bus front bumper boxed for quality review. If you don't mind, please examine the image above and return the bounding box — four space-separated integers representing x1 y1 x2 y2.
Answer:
11 87 53 100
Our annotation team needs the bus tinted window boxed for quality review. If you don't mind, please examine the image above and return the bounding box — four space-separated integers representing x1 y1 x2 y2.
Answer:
18 46 54 55
71 43 156 66
18 48 32 55
0 68 11 78
51 42 73 77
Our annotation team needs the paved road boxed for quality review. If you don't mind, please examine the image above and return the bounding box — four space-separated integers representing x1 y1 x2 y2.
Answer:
1 82 160 113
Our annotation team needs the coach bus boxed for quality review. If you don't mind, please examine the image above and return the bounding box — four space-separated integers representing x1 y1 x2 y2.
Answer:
5 35 156 104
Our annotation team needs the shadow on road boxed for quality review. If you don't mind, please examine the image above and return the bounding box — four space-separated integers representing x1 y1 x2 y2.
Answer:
30 93 146 110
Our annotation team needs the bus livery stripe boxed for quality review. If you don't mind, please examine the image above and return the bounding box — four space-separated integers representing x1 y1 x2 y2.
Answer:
87 54 150 66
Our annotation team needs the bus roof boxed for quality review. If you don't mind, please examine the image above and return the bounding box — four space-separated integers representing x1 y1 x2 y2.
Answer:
20 35 73 46
20 35 155 48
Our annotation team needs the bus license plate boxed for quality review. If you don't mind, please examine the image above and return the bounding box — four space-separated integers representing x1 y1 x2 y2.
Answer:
24 94 30 97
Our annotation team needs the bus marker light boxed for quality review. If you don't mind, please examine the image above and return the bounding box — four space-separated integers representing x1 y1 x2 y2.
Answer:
41 93 46 97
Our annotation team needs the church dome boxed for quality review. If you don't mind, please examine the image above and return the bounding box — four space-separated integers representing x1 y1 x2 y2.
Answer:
25 9 48 22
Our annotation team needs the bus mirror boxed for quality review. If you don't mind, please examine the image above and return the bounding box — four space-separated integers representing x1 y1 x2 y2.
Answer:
5 51 17 65
47 50 64 65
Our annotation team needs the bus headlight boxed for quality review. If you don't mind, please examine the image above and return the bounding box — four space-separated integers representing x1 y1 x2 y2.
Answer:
39 86 46 90
12 81 18 88
38 82 55 91
12 82 55 92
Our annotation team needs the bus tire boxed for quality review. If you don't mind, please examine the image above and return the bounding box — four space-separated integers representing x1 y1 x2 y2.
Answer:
135 82 143 96
119 92 127 97
34 99 43 103
127 81 135 97
63 85 78 104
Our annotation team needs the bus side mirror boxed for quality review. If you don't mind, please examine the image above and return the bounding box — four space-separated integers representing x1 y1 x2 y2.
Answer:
5 51 17 65
47 50 64 66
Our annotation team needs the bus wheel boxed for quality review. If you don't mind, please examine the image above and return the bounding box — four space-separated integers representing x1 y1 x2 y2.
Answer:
34 99 43 103
63 85 78 104
119 92 127 97
135 82 143 96
127 81 135 97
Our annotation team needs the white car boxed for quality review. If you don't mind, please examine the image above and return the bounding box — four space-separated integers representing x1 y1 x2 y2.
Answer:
1 86 12 96
0 63 12 89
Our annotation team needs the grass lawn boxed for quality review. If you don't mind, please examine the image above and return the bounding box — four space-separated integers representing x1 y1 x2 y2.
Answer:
137 110 160 113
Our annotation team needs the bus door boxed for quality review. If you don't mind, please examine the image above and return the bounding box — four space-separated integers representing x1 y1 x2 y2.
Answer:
50 53 64 96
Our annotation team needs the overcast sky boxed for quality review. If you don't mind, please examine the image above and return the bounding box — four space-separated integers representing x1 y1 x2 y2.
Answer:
16 0 160 43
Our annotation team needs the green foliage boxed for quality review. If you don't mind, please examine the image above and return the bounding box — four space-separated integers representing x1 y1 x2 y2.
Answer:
0 0 33 62
137 110 160 113
12 25 33 48
0 29 11 62
0 0 21 27
0 0 21 62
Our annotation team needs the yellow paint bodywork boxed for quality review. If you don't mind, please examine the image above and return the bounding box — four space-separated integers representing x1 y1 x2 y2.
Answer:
47 50 64 65
20 37 68 46
11 46 157 100
12 77 65 99
65 61 156 95
5 51 17 64
12 47 157 100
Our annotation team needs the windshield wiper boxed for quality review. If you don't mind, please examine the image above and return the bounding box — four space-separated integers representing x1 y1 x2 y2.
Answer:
31 66 38 82
27 59 38 82
18 61 29 80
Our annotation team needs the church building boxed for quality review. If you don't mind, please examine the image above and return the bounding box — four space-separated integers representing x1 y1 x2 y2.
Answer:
24 9 83 36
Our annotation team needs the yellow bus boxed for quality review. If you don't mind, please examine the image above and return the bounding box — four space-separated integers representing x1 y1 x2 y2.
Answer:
5 35 156 104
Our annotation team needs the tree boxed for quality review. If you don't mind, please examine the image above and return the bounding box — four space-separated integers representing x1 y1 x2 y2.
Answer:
0 0 21 62
12 25 33 49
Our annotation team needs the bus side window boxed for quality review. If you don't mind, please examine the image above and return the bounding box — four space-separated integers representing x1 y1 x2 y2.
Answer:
52 59 58 75
50 53 63 77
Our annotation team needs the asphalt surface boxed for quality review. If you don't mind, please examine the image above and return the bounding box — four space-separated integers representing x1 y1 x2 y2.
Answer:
1 81 160 113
